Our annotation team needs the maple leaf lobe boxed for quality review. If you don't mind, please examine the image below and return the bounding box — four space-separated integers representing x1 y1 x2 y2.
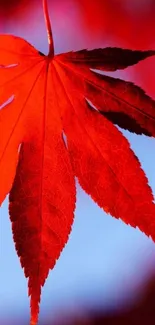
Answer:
64 47 155 71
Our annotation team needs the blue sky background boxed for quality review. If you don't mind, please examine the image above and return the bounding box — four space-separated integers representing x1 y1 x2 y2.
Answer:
1 1 155 324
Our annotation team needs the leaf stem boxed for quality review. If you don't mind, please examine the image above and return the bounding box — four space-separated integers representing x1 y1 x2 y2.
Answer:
43 0 54 57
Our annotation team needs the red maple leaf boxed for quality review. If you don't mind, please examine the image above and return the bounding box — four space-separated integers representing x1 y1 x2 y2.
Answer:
1 1 155 324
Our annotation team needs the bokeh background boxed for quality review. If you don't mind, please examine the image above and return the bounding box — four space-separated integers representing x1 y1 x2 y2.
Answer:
1 0 155 324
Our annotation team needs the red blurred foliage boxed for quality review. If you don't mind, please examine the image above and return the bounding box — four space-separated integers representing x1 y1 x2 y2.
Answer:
0 0 154 95
77 0 155 46
0 0 27 15
1 0 155 47
1 0 155 44
76 0 155 96
0 0 32 29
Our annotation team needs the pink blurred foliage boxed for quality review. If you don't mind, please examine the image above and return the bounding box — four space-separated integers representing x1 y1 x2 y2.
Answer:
1 0 155 47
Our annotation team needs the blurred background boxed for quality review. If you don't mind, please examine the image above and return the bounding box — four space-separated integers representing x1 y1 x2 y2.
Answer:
0 0 155 324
